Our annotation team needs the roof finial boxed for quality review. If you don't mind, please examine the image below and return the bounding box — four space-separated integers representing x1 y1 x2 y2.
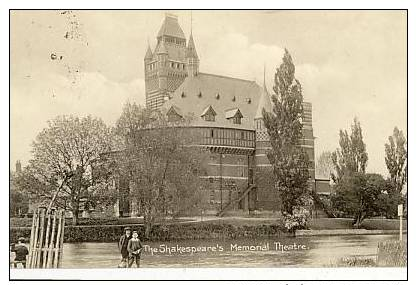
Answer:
263 63 266 88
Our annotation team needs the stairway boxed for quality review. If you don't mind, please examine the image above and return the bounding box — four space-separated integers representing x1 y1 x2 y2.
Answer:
217 184 256 217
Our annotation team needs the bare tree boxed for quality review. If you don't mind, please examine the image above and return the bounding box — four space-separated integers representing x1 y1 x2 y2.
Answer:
115 102 208 238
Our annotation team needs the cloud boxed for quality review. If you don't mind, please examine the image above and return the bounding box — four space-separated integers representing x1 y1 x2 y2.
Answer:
10 71 145 168
200 32 285 88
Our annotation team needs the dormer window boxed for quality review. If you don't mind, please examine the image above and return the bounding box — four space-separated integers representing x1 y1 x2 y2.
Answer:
181 91 186 98
198 91 202 98
225 108 243 125
201 105 217 122
215 93 220 100
233 117 242 124
166 105 183 122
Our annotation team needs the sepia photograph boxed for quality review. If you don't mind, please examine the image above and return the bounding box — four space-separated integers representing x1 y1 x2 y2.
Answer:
9 9 407 280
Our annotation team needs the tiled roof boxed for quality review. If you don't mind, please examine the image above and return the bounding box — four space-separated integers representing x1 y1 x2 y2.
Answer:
144 45 153 59
153 42 187 62
187 34 199 59
162 72 263 129
155 41 168 54
157 15 186 39
255 84 273 119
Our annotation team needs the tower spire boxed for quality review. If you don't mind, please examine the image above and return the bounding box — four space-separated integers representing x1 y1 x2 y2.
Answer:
191 10 193 35
263 63 266 88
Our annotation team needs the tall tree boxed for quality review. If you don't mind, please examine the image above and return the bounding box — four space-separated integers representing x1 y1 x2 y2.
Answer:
115 102 208 238
315 151 335 179
385 127 407 194
27 115 115 225
263 49 310 215
331 117 368 182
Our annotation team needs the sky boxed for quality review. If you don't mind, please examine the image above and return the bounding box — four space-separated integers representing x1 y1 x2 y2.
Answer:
10 10 407 176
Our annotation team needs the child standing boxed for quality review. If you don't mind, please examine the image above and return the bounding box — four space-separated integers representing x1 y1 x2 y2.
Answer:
127 230 143 268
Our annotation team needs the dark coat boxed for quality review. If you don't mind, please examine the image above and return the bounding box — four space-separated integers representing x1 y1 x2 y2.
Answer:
118 235 131 258
12 243 29 262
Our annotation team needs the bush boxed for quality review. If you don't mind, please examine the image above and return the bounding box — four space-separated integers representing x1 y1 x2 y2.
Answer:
283 208 310 232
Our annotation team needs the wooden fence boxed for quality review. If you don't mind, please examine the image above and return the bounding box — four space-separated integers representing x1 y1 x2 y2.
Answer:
27 207 65 268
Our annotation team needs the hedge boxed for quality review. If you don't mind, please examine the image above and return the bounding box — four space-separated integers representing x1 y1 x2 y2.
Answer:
10 217 195 228
10 221 289 243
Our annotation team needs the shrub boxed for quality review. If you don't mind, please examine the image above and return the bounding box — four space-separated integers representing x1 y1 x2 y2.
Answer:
283 208 310 232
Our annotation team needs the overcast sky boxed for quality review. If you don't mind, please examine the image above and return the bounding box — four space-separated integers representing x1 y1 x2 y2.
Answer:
10 10 407 176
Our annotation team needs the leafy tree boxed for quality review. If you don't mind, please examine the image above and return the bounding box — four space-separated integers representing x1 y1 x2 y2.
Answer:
385 127 407 194
263 49 310 215
315 151 335 179
10 171 30 216
27 115 115 225
115 102 208 238
331 117 368 182
331 173 390 227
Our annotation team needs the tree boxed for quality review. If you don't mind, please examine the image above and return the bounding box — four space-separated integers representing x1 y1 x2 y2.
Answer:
331 117 368 182
331 173 390 227
115 102 208 238
385 127 407 194
27 115 115 225
10 171 30 217
263 49 310 215
315 151 335 179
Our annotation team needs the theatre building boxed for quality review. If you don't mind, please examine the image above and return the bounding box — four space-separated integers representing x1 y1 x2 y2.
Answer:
116 14 316 216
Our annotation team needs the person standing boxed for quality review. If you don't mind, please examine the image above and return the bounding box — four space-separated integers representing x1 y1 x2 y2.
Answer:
12 237 29 268
118 227 132 268
127 230 143 268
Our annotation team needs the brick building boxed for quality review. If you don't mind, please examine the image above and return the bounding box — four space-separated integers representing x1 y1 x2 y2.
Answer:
117 14 316 216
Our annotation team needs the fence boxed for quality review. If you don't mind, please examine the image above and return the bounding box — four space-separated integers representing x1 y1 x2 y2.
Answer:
27 207 65 268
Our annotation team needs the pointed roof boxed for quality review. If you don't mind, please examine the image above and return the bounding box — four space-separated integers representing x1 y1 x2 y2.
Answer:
225 108 243 119
167 105 183 117
187 34 199 59
201 105 217 117
155 41 168 55
157 14 186 39
255 84 273 119
145 44 153 59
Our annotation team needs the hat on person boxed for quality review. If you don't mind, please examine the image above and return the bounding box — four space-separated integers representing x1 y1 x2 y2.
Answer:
124 227 131 231
18 237 25 242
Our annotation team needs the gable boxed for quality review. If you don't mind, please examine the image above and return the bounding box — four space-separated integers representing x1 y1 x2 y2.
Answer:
225 108 243 119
